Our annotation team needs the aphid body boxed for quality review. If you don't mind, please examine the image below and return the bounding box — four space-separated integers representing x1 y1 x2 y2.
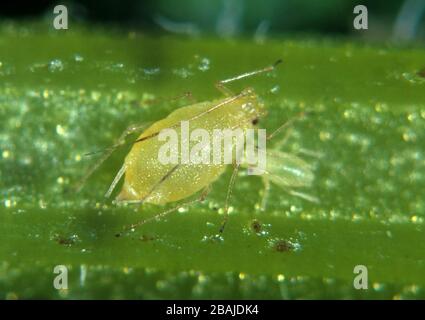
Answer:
115 88 265 205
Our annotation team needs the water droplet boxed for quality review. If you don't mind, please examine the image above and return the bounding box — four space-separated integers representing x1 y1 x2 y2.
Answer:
112 63 124 69
270 85 280 94
38 199 47 209
201 234 224 243
4 199 12 207
402 72 425 84
410 215 420 223
173 68 193 79
48 59 64 72
197 273 207 283
56 124 67 136
319 131 331 141
91 91 101 101
374 103 388 113
142 67 160 79
372 282 385 291
74 54 84 62
197 57 210 72
402 129 417 142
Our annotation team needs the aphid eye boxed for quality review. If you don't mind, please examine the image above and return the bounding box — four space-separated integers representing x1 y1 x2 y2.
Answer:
251 118 259 125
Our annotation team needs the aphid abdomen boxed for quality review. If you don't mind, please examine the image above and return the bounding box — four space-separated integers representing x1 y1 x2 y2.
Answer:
116 94 262 205
266 150 314 189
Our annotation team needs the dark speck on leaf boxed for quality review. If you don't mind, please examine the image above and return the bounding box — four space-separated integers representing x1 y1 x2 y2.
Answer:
139 234 158 242
54 234 79 246
274 239 293 252
251 219 262 233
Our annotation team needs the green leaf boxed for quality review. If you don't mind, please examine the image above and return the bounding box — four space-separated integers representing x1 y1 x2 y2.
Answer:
1 22 424 299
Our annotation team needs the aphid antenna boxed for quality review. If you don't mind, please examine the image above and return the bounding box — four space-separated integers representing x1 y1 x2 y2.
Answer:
219 59 283 85
84 145 118 157
219 162 241 233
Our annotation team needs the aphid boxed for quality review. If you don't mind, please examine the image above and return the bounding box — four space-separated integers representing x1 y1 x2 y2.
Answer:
77 60 316 236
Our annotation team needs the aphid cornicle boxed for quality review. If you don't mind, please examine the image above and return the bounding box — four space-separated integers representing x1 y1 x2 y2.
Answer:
79 60 316 235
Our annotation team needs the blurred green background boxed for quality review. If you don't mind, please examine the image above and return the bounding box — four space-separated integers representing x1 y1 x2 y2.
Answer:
1 0 424 42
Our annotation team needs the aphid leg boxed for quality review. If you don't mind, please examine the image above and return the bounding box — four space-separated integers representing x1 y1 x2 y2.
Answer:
287 189 319 203
74 123 149 192
115 186 211 237
215 59 282 97
272 127 294 150
105 163 126 198
297 148 324 159
143 91 195 106
215 82 234 97
266 111 307 142
219 162 241 233
260 176 271 211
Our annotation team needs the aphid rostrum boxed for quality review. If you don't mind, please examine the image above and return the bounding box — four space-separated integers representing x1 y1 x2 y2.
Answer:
77 60 317 235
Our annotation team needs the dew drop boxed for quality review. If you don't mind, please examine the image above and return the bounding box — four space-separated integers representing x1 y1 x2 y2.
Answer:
238 272 246 280
56 124 67 136
198 57 210 72
142 67 160 79
319 131 331 141
48 59 64 72
173 68 193 79
277 274 285 282
4 199 12 208
270 85 280 94
74 54 84 62
402 129 417 142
